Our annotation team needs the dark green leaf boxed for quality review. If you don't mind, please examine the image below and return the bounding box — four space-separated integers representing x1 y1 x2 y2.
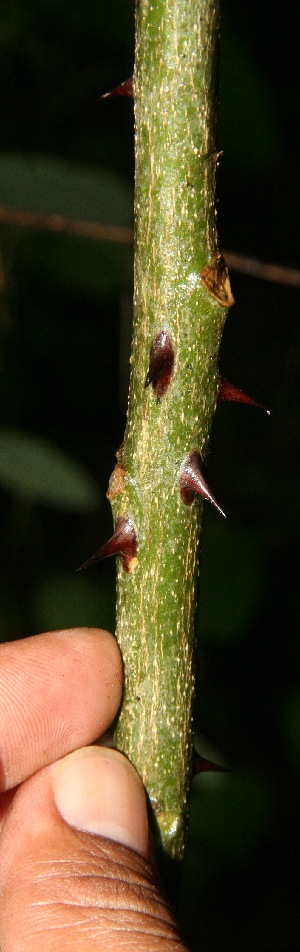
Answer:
0 153 133 227
16 230 133 299
0 429 99 510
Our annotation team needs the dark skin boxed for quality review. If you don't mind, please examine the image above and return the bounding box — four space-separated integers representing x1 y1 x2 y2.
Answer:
0 628 188 951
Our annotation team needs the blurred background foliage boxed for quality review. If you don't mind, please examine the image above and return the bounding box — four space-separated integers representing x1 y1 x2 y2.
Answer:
0 1 299 949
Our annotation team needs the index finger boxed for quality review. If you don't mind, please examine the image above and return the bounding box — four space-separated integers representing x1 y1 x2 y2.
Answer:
0 628 122 792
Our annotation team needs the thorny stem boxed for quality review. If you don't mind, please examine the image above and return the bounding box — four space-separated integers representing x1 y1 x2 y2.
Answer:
111 0 232 859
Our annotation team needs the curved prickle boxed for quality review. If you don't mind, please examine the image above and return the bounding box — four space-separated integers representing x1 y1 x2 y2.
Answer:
179 449 226 517
78 514 137 574
218 377 270 413
99 76 134 100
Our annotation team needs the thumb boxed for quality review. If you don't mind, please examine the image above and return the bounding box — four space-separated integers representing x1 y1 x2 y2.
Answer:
0 747 185 952
52 745 149 856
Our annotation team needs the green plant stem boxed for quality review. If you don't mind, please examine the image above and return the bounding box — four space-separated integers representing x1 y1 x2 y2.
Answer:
112 0 230 860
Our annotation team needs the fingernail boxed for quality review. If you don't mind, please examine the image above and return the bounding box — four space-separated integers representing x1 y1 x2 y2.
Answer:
51 746 148 857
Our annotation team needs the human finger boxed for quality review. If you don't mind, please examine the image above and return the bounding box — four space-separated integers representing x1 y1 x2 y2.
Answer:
0 628 122 793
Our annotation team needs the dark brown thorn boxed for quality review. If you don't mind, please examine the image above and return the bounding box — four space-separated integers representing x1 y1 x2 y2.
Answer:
179 449 226 517
193 750 229 775
145 329 174 398
77 514 137 574
218 377 271 414
98 76 134 100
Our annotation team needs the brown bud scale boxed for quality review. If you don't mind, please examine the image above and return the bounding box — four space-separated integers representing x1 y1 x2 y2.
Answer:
145 329 174 398
106 463 126 501
201 253 235 308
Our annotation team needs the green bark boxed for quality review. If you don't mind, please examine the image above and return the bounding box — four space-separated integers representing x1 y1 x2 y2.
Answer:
111 0 233 859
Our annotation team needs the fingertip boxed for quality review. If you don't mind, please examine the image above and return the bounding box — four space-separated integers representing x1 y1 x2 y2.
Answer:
53 626 119 652
62 626 123 674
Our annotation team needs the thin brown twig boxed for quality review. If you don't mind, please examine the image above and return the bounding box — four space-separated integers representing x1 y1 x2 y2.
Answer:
0 206 134 245
0 205 299 287
224 249 300 289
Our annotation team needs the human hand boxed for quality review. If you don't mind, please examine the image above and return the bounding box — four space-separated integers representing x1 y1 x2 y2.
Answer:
0 628 187 950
